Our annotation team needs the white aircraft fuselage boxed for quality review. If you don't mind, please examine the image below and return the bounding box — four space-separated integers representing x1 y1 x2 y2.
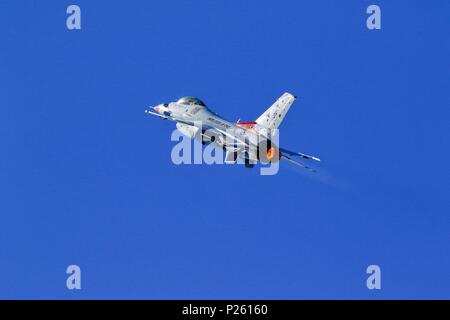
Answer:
146 94 320 169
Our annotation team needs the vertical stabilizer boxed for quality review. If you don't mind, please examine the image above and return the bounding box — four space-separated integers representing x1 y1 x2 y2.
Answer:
255 92 296 129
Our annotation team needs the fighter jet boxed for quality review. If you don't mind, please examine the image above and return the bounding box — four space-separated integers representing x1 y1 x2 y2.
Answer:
145 92 320 170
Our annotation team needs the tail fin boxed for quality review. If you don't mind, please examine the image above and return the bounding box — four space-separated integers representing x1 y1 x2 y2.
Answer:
255 92 296 129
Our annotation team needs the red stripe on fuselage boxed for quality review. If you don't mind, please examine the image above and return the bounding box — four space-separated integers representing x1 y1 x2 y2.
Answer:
236 121 257 129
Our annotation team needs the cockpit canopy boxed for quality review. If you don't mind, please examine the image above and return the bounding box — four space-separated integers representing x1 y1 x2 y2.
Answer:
176 96 206 107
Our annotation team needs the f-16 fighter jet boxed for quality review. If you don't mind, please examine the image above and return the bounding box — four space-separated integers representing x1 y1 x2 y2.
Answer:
145 92 320 170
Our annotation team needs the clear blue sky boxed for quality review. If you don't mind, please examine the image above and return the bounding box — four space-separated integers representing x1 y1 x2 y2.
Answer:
1 0 449 299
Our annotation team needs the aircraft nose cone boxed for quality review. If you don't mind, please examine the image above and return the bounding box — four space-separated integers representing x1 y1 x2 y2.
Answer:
153 105 161 112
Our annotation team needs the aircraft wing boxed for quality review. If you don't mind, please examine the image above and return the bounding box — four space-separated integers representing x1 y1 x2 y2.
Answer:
279 147 321 162
214 128 250 148
144 109 194 126
145 110 170 119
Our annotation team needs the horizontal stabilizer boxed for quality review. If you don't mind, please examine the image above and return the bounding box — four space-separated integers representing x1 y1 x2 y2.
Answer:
281 155 317 173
